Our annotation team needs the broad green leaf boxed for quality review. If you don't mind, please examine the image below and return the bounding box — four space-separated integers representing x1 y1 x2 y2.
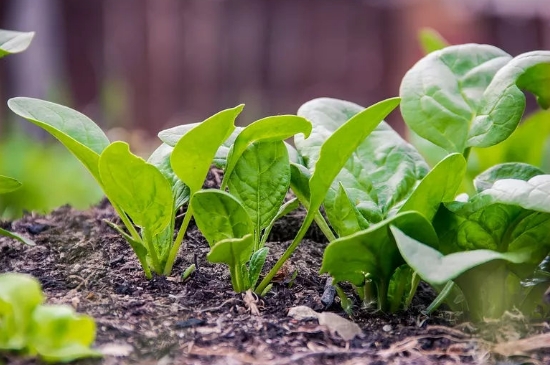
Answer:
148 143 190 210
305 98 402 217
400 44 511 153
0 227 35 246
474 162 544 193
0 175 22 194
171 105 243 193
0 273 43 350
398 153 466 221
8 98 110 181
28 305 100 362
418 28 449 54
320 211 437 289
248 247 269 288
222 115 311 187
479 175 550 213
0 29 34 58
391 225 531 286
324 183 369 237
297 97 426 225
228 141 290 236
289 163 311 203
160 124 243 168
468 51 550 147
207 234 255 292
99 142 173 236
191 190 253 247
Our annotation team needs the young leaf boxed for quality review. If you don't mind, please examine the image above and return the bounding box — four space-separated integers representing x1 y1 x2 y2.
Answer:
0 29 34 58
324 183 369 237
400 44 512 153
398 153 466 221
468 51 550 147
191 190 253 247
248 247 269 288
8 98 110 181
0 175 22 194
418 28 450 54
171 105 243 193
207 234 255 292
99 142 173 236
260 198 300 247
148 143 190 210
391 225 531 286
28 305 100 362
227 141 290 243
160 125 243 168
0 227 35 246
222 115 311 187
0 273 44 350
474 162 544 193
321 212 437 289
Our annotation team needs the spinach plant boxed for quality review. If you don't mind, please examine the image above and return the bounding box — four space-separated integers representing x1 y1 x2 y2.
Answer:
393 42 550 319
286 97 465 311
8 98 243 278
0 272 99 362
189 116 311 292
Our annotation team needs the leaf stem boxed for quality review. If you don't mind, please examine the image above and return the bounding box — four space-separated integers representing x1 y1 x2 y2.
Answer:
314 212 336 242
255 212 315 294
404 273 420 310
111 202 141 241
424 281 454 315
164 205 194 275
143 228 161 274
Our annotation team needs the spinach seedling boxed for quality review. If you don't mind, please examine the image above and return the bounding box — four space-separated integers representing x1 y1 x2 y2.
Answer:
190 115 311 292
255 97 402 295
8 98 243 278
0 272 99 362
288 97 465 311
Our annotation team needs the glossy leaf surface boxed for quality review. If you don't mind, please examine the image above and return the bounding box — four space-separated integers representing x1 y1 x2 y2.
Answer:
0 29 34 58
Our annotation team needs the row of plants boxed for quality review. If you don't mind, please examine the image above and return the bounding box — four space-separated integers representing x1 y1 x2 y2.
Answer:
2 28 550 361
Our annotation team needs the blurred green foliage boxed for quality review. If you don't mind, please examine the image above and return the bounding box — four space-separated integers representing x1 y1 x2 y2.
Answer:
0 132 103 219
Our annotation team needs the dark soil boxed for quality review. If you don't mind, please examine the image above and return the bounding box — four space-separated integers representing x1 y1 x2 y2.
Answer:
1 179 549 364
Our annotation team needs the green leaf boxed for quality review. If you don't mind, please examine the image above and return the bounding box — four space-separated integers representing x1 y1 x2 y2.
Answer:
418 28 450 54
248 247 269 288
148 143 190 210
99 142 173 236
324 183 369 237
306 98 402 218
320 211 437 291
468 51 550 147
103 220 148 259
474 162 545 192
171 105 243 193
0 227 35 246
399 153 466 221
191 190 253 247
298 97 426 225
8 98 110 182
0 29 34 58
0 273 44 350
391 225 531 286
289 163 311 202
28 305 100 362
222 115 311 187
207 234 255 292
160 124 243 168
0 175 22 194
260 198 300 247
228 141 290 238
400 44 512 153
478 175 550 213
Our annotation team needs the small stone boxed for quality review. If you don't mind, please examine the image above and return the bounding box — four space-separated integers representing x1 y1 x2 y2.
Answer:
382 325 392 332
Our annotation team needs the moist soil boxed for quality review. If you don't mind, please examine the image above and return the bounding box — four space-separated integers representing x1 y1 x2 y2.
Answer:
1 174 549 365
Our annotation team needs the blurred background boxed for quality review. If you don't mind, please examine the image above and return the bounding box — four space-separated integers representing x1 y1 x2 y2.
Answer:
0 0 549 218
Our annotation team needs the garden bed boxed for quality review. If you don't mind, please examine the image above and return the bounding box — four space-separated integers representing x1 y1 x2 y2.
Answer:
2 187 549 364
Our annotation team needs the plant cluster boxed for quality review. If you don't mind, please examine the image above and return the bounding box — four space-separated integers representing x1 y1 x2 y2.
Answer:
6 29 550 324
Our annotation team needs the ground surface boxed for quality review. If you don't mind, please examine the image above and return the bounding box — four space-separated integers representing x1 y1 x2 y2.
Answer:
1 181 549 364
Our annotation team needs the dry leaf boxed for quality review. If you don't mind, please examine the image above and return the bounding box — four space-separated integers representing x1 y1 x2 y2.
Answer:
288 305 363 341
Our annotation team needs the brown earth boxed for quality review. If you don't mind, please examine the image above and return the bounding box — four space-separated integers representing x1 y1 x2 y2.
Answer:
1 183 549 364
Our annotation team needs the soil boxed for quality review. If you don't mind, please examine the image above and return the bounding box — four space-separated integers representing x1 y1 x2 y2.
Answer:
1 173 549 365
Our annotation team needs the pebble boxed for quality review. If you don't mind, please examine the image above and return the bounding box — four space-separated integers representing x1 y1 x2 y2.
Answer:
382 325 392 332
